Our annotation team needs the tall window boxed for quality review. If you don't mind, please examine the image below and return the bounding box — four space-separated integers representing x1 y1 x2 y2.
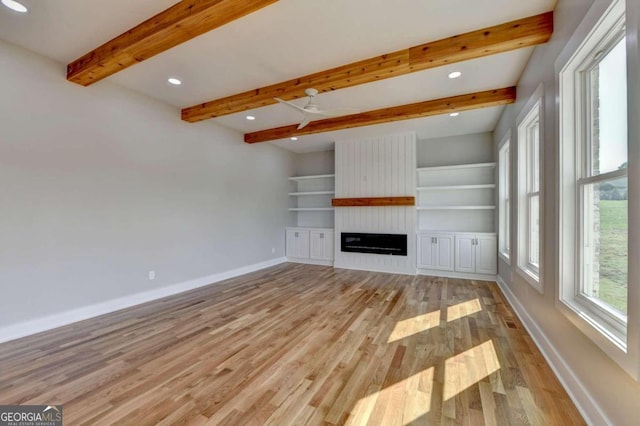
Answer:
498 136 511 262
559 0 628 355
580 35 628 318
517 92 542 291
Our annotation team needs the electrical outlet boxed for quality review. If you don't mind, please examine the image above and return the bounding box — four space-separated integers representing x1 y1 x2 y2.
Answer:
148 270 156 280
271 247 276 254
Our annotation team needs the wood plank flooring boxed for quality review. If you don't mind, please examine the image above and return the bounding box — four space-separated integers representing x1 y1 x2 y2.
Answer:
0 264 584 425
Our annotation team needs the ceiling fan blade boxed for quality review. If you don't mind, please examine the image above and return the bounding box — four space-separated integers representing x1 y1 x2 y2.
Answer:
315 108 361 117
274 97 307 113
297 116 312 130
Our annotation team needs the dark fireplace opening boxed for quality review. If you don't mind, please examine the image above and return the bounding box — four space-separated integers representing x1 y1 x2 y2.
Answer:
341 233 407 256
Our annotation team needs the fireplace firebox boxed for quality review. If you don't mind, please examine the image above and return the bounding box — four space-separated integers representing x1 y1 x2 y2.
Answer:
340 233 407 256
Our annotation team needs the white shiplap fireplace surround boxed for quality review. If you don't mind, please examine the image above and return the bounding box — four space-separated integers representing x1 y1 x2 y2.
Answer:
333 132 417 275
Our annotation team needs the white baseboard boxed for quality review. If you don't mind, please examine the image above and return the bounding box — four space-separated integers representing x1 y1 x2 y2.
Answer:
0 257 287 345
417 268 497 282
495 276 610 426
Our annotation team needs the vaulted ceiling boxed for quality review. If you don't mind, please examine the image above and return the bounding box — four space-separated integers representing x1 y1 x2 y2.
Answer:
0 0 556 152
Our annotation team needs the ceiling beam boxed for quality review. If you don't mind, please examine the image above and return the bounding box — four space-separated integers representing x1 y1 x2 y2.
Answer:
67 0 279 86
183 12 551 123
243 87 516 144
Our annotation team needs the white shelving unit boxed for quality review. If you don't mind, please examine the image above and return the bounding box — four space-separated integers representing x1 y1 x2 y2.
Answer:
415 161 497 279
287 174 335 266
288 174 335 230
416 162 496 232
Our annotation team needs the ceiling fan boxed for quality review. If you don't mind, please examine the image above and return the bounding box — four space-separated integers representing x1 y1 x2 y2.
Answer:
274 88 360 130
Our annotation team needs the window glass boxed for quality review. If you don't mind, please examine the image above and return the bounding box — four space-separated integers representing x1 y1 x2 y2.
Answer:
581 176 628 314
589 37 627 176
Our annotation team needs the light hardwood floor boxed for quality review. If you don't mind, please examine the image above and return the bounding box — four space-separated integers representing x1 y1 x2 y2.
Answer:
0 264 584 425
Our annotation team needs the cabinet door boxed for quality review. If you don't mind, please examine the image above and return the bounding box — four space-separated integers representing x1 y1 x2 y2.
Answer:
310 230 333 260
455 234 476 273
417 234 436 269
475 235 497 275
434 234 454 271
286 229 309 259
285 230 298 258
324 231 334 260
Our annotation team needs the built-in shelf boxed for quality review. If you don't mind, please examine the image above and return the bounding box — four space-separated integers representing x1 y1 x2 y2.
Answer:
288 207 335 212
417 184 496 191
288 174 335 181
416 162 496 173
288 191 335 196
289 173 335 228
416 206 496 210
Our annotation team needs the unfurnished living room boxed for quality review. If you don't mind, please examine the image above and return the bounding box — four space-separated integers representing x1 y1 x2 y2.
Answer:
0 0 638 425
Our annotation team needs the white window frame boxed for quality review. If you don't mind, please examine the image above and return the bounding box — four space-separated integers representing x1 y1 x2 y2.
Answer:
516 86 544 293
498 132 511 263
557 0 638 378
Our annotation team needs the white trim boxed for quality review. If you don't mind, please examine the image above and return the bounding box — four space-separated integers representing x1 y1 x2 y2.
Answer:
495 276 611 426
516 83 544 294
498 252 511 264
416 269 497 282
416 162 496 172
0 257 287 344
498 133 511 263
516 266 543 293
288 174 335 181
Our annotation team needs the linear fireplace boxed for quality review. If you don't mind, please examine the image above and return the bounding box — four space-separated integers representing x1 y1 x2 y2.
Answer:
341 233 408 256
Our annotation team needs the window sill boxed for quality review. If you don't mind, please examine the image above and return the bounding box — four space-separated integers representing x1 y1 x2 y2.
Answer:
498 252 511 265
556 298 636 379
516 265 542 293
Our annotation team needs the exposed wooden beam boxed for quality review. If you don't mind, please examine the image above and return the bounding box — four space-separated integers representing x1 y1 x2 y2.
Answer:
67 0 278 86
244 87 516 144
332 197 416 207
183 12 551 122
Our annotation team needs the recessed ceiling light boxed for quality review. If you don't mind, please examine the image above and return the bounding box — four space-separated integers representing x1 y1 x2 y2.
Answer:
167 77 182 85
448 71 462 79
246 115 256 121
291 137 298 141
2 0 28 13
450 112 460 117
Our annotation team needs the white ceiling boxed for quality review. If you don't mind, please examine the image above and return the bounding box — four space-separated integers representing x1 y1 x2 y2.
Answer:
0 0 556 153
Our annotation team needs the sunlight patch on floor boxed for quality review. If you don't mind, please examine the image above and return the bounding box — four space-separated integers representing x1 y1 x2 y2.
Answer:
346 367 434 425
446 298 482 322
443 340 500 401
387 310 440 343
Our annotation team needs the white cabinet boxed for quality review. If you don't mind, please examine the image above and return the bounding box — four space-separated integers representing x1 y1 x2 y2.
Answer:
454 233 497 275
476 234 498 275
286 229 310 259
310 230 334 261
417 233 453 271
418 231 496 277
286 227 334 265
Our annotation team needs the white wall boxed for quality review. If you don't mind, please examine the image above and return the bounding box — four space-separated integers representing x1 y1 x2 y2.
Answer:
494 0 640 424
417 132 493 167
0 40 293 330
293 150 335 176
